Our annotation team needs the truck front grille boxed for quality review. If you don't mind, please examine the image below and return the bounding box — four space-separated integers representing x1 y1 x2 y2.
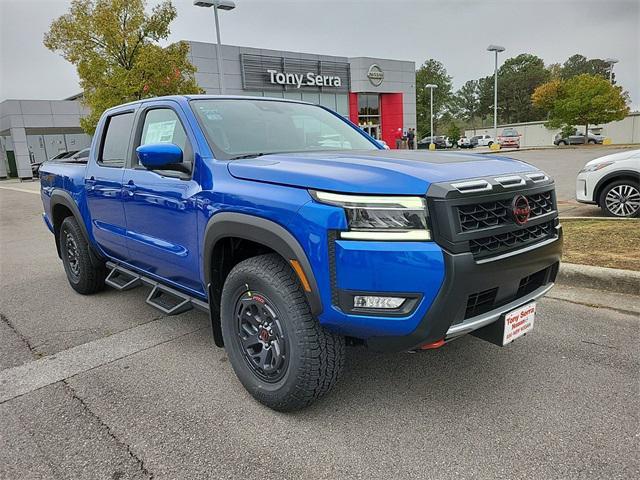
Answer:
458 191 554 232
469 220 555 258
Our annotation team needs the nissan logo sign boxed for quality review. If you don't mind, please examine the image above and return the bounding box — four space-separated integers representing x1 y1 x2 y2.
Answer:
367 64 384 86
511 195 531 225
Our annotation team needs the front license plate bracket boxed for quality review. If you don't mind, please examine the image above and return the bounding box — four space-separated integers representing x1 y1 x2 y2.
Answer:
470 302 536 347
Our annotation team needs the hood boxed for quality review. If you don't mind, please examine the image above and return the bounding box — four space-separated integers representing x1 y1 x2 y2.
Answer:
227 150 537 194
583 149 640 167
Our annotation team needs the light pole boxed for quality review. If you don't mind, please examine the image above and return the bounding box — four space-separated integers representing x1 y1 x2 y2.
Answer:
487 44 505 147
604 58 619 83
193 1 236 94
425 84 437 150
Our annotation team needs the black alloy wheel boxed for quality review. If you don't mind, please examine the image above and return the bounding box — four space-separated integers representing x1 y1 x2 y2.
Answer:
220 253 345 411
234 291 289 383
59 216 106 294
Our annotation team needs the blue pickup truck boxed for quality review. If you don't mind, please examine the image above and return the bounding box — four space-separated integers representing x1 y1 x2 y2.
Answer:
40 95 562 410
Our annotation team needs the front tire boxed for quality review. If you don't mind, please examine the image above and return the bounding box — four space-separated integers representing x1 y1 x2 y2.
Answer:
599 180 640 218
221 253 345 411
59 217 106 294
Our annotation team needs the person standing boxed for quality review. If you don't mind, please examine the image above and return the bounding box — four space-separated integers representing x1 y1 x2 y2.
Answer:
407 128 415 150
394 127 403 149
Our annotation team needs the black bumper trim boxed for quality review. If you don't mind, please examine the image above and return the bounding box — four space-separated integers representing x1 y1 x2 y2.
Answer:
365 226 563 352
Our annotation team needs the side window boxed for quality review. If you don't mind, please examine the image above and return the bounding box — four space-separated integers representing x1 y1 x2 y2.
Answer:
139 109 189 162
100 112 135 167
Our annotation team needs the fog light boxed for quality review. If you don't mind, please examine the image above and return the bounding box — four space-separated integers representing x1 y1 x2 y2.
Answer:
353 296 405 309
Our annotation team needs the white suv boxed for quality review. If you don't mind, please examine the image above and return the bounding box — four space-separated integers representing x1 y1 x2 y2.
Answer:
471 134 495 147
576 149 640 217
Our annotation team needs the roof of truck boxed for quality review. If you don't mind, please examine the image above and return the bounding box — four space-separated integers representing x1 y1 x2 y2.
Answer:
105 95 315 112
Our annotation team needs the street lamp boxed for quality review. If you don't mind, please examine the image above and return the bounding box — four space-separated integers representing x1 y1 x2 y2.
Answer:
604 58 619 83
487 44 505 147
193 0 236 94
425 84 437 150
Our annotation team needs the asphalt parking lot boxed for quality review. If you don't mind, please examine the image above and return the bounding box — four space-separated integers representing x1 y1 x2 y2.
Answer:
1 147 639 480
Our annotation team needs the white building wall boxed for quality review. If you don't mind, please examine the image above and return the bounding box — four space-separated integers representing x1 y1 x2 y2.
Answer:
465 112 640 147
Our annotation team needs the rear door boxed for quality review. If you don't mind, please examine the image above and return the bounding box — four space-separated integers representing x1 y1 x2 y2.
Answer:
121 101 203 295
85 110 135 260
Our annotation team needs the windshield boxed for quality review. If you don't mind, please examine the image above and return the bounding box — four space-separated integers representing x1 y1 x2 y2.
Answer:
191 99 378 159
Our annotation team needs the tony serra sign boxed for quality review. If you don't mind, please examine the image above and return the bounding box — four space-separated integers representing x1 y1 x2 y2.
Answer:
241 53 350 92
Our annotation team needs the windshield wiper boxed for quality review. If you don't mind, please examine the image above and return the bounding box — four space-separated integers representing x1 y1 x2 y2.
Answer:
229 153 267 160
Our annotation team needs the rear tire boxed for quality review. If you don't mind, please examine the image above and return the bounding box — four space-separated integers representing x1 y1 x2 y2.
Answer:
599 180 640 218
221 253 345 411
59 216 106 294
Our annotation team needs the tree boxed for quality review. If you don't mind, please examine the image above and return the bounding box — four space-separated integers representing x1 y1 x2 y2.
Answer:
446 123 461 146
476 76 495 125
532 74 630 143
560 54 613 82
497 54 550 123
44 0 202 133
415 59 453 139
455 80 479 134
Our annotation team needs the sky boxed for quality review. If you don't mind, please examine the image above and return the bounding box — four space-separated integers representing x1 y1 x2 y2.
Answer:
1 0 638 108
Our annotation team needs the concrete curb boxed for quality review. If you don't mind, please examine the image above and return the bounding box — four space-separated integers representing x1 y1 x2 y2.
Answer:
557 262 640 296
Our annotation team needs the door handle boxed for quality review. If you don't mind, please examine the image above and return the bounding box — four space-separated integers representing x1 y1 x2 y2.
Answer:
86 177 96 191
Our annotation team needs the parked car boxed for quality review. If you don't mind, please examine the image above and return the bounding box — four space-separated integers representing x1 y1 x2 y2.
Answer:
576 149 640 217
554 131 603 146
470 134 495 147
40 95 562 411
417 135 447 149
458 136 474 149
499 128 520 149
32 150 78 177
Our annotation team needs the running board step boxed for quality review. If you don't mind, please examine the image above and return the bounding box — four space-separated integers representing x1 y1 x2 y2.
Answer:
146 284 192 315
105 262 209 316
105 267 141 291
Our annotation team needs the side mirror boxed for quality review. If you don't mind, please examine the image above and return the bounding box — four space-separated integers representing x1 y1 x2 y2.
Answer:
136 143 183 170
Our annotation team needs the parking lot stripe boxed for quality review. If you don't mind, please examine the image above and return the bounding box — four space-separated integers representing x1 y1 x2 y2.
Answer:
0 186 40 195
0 316 206 404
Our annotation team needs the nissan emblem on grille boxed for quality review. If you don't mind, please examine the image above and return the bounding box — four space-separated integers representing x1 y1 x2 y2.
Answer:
511 195 531 225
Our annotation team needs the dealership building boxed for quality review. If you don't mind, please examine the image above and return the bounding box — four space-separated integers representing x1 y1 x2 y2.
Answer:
0 41 417 179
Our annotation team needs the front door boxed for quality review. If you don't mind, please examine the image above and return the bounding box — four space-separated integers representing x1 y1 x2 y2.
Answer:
84 110 135 260
122 104 203 295
362 125 380 139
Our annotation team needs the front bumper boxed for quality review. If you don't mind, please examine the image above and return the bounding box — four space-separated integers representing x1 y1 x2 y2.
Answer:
576 172 596 204
366 225 562 352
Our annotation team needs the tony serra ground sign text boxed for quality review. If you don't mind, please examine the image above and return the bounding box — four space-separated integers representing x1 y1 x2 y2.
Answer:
240 53 350 92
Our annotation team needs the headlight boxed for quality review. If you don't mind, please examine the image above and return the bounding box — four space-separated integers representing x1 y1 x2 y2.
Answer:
310 191 430 241
579 161 614 173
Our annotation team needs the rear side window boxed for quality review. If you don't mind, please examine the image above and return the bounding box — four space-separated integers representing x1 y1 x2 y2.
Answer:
100 112 135 167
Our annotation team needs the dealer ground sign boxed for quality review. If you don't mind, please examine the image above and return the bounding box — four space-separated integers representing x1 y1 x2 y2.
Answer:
241 53 350 92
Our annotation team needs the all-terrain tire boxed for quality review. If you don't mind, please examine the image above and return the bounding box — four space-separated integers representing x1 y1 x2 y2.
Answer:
220 253 345 411
59 216 106 294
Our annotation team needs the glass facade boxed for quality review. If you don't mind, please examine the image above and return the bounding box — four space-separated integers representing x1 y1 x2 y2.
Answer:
357 93 381 139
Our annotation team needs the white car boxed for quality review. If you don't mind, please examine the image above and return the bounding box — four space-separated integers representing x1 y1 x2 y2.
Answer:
576 149 640 217
471 134 496 147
